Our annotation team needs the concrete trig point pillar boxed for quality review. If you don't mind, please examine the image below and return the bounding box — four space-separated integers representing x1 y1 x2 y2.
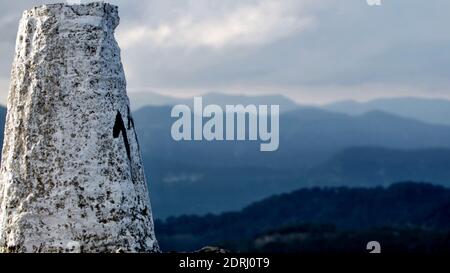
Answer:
0 2 159 253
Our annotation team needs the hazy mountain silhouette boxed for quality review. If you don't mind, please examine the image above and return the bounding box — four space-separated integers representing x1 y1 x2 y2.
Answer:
129 91 299 112
324 97 450 125
1 101 450 218
128 91 181 110
132 106 450 217
129 93 450 126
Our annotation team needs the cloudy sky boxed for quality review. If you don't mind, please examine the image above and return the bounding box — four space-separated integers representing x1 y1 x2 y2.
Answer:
0 0 449 104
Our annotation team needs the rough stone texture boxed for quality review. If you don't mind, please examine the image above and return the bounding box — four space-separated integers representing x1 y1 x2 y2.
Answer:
0 2 159 253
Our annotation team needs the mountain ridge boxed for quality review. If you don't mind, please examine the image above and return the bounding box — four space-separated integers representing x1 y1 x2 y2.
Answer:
1 100 450 218
128 92 450 126
132 105 450 217
155 182 450 252
324 97 450 125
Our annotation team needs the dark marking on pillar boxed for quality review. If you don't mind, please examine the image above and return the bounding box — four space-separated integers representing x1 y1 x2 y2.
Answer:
113 111 131 160
127 106 135 130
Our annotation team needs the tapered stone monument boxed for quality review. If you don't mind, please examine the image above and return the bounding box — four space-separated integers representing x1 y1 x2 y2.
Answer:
0 2 159 253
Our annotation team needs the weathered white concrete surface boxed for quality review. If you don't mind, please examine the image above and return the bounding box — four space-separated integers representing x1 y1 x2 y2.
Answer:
0 2 159 253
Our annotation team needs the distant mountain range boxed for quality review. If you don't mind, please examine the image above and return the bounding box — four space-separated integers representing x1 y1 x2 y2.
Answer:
133 105 450 217
155 182 450 252
127 92 181 110
128 92 450 126
128 92 299 112
324 97 450 125
1 94 450 218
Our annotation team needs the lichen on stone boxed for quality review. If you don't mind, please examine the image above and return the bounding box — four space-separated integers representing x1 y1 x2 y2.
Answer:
0 2 159 253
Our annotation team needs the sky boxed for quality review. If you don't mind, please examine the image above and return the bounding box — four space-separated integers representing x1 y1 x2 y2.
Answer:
0 0 450 105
